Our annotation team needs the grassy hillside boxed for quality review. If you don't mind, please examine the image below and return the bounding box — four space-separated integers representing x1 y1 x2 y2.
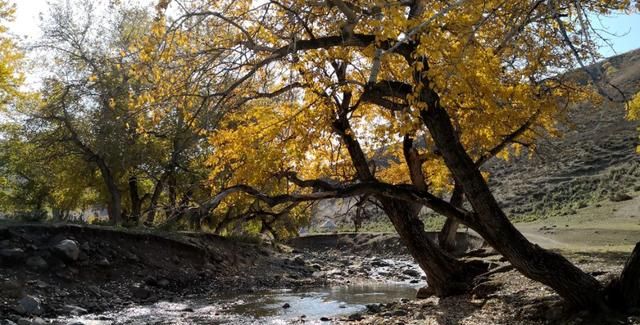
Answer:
488 49 640 220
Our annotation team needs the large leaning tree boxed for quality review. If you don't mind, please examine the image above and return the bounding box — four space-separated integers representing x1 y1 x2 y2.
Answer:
138 0 640 311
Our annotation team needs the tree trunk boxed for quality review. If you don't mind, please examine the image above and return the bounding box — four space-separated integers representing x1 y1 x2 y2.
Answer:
378 197 486 296
334 104 485 297
606 242 640 311
128 175 142 224
144 172 168 225
420 103 605 309
96 161 122 225
439 182 463 252
106 186 122 226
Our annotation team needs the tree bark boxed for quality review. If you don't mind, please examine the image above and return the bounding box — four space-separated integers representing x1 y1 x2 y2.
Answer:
377 197 485 296
420 102 605 309
128 175 142 224
606 242 640 311
439 182 463 252
95 160 122 225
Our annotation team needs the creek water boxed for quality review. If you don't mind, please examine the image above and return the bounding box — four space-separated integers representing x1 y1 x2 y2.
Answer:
54 282 420 324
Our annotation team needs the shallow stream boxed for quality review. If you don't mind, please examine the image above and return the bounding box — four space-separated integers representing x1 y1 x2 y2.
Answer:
54 282 419 324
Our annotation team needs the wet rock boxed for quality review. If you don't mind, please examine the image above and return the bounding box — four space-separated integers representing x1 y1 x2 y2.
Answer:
320 317 331 321
53 239 80 261
25 256 48 270
13 295 44 315
282 303 291 309
416 286 435 299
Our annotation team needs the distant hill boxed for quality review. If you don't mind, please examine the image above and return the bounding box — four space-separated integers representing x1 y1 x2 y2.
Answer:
488 48 640 219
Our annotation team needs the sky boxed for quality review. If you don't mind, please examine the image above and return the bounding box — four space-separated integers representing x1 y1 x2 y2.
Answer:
6 0 640 56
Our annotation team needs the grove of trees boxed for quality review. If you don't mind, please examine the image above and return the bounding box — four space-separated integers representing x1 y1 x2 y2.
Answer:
1 0 640 313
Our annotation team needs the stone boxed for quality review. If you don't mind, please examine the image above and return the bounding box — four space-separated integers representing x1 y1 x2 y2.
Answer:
25 256 48 270
17 318 46 325
157 279 170 287
1 277 24 298
611 193 633 202
63 304 88 315
472 281 502 300
392 309 407 316
53 240 80 261
13 295 43 315
87 285 102 296
348 313 363 321
320 317 331 321
416 286 435 299
365 303 382 313
282 303 291 309
80 242 91 251
96 257 110 266
371 259 391 267
131 285 152 299
402 269 420 277
1 248 25 260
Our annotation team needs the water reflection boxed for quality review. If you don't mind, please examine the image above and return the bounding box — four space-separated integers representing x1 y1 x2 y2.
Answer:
54 282 419 325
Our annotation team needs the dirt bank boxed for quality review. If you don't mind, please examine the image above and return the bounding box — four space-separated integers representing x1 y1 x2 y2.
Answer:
0 223 320 322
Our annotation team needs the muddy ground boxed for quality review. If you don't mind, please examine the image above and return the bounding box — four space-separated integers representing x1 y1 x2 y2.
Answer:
1 222 639 325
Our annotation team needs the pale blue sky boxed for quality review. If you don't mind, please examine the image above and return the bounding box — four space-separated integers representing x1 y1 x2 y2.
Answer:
592 13 640 57
6 0 640 57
